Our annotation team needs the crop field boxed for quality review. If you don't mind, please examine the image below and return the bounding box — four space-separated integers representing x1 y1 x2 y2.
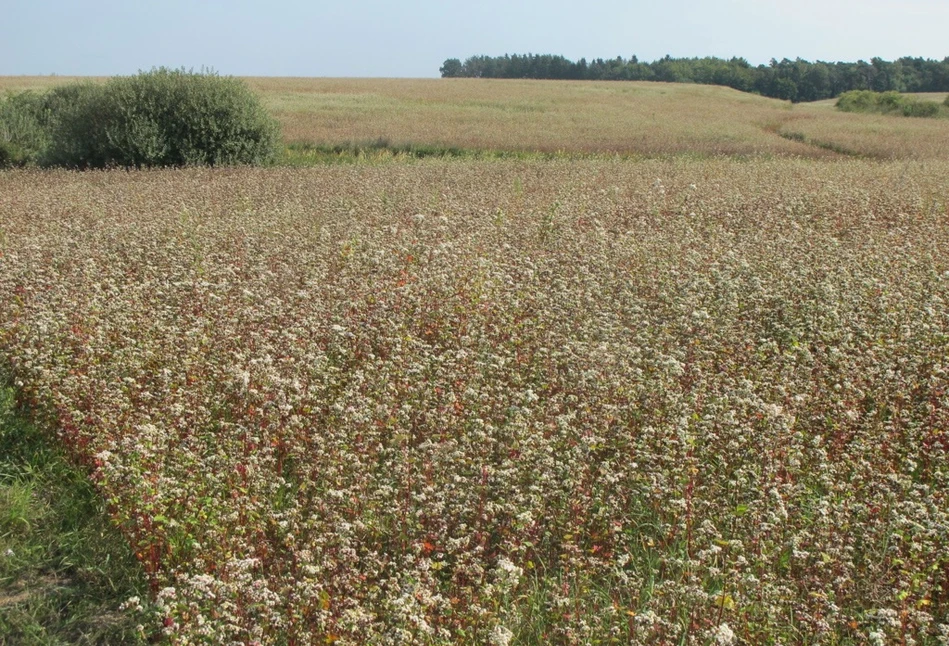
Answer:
1 157 948 644
5 76 949 160
249 78 821 158
247 79 949 161
784 102 949 160
2 75 949 644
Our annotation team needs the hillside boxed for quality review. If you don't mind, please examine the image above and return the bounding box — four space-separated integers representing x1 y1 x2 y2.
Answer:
5 76 949 160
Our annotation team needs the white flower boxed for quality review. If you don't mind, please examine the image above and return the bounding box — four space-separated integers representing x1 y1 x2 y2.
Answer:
489 624 514 646
495 557 523 590
710 622 736 645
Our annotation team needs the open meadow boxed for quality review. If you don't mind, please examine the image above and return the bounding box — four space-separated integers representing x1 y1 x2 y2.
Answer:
5 76 949 160
1 77 949 645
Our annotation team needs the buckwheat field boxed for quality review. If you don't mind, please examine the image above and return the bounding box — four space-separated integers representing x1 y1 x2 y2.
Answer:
1 158 948 644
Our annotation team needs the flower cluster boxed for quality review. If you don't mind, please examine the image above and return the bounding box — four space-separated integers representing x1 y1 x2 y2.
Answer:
1 159 947 644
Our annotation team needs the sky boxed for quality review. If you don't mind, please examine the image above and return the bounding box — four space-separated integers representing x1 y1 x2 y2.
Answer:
2 0 947 77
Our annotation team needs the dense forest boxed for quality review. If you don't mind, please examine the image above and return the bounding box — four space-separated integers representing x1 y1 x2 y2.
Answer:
439 54 949 102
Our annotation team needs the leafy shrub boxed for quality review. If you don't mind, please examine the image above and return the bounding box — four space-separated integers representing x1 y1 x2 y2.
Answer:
901 99 940 117
835 90 879 113
876 90 905 113
40 83 114 168
0 91 51 167
836 89 942 118
43 68 280 169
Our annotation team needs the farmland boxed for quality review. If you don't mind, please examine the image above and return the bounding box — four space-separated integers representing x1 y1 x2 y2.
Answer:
1 78 949 644
5 76 949 160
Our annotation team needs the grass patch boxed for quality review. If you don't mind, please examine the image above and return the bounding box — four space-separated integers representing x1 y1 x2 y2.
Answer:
242 77 835 159
836 90 948 118
0 387 152 645
279 140 777 166
776 131 875 159
280 139 579 165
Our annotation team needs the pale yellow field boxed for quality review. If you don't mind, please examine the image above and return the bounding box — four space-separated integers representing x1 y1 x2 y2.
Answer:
779 104 949 158
245 77 824 158
3 76 949 159
0 75 106 92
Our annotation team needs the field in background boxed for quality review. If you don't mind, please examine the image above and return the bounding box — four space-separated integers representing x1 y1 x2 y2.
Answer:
5 76 949 159
808 92 949 107
0 76 106 93
249 78 820 158
776 105 949 158
248 77 949 160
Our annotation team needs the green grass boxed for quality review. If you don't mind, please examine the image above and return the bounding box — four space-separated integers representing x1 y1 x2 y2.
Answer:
279 140 587 166
0 387 152 645
277 140 779 167
835 90 948 118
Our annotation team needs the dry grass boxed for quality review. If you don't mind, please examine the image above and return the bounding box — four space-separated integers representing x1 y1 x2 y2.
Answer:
902 92 948 103
246 77 826 158
5 76 949 160
779 100 949 159
0 76 105 93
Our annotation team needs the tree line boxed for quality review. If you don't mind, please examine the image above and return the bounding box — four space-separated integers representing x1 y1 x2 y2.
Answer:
439 54 949 102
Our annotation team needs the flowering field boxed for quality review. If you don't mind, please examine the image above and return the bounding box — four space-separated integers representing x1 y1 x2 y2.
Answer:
1 159 948 644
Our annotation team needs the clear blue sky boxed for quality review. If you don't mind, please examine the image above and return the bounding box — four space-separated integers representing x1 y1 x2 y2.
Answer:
3 0 947 77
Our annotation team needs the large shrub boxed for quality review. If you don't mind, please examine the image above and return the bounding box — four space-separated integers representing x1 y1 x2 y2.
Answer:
836 89 942 118
40 83 115 168
0 91 51 167
43 68 280 168
901 98 940 117
836 90 884 113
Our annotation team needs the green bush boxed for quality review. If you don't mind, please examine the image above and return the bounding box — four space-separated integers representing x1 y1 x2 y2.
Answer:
40 83 114 168
836 89 942 118
876 91 905 113
0 91 51 167
43 68 280 169
902 99 939 117
835 90 878 113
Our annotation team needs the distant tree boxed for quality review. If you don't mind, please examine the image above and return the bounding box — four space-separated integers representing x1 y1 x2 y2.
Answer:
853 60 877 90
437 53 949 101
798 62 832 101
772 77 798 101
576 57 588 78
439 58 463 77
871 57 899 92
